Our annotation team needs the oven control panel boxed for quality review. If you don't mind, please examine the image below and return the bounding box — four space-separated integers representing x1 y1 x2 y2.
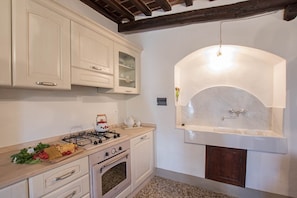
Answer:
89 140 130 165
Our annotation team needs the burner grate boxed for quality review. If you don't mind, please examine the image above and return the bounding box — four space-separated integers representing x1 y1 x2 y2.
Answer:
62 130 121 147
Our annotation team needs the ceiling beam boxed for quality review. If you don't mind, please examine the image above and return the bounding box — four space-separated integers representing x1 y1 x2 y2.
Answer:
155 0 172 11
80 0 120 23
130 0 152 16
284 3 297 20
185 0 193 7
119 0 297 33
101 0 135 22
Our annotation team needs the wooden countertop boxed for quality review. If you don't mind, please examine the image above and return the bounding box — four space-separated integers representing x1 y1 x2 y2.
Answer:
0 125 155 189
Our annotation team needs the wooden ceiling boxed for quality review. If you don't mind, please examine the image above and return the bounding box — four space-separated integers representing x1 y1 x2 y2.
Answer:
81 0 297 33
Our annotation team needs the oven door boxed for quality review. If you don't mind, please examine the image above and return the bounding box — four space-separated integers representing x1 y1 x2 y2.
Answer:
91 150 131 198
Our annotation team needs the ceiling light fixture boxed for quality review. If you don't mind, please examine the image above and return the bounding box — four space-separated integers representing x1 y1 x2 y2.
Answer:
121 18 130 23
217 21 223 57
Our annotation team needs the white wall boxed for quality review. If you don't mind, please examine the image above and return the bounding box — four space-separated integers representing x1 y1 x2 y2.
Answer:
0 86 128 147
125 11 297 197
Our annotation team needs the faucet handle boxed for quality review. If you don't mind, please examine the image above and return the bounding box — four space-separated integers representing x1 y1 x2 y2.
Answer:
228 108 247 116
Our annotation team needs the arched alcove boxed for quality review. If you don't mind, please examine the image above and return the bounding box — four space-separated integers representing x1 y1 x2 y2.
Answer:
175 45 287 153
175 45 286 108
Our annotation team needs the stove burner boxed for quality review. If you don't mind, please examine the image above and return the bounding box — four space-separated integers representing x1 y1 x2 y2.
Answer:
62 130 121 146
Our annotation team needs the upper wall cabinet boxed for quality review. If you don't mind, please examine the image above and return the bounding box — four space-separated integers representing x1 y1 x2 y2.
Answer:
0 0 11 86
111 43 141 94
71 21 114 88
12 0 71 90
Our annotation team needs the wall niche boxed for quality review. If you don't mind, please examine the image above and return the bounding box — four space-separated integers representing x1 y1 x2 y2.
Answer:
175 45 287 153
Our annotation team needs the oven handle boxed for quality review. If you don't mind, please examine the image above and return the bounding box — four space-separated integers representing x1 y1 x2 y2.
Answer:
100 150 129 173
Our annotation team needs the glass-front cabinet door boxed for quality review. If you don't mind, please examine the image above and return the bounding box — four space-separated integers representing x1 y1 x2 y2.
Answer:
114 43 140 94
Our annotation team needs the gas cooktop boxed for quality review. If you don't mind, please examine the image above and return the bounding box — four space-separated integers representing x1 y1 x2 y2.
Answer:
62 129 123 150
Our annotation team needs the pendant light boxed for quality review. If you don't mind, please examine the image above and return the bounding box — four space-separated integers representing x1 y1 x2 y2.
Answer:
217 22 223 57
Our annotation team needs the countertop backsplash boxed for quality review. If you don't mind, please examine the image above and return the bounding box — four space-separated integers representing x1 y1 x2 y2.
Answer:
179 86 283 132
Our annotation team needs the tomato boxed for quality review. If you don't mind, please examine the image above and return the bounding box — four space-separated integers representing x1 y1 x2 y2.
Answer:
62 151 72 156
33 151 49 160
39 151 49 159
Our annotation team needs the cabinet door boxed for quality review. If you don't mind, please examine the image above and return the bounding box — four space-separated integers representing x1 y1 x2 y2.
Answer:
71 21 113 75
12 0 71 89
71 21 114 88
113 43 141 94
131 131 154 191
0 180 28 198
205 146 247 187
0 0 11 86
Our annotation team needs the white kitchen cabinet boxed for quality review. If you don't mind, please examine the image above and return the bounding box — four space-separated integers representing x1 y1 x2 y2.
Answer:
0 180 28 198
12 0 71 90
81 193 90 198
112 43 141 94
0 0 11 86
130 131 154 191
29 157 89 197
42 174 89 198
71 21 114 88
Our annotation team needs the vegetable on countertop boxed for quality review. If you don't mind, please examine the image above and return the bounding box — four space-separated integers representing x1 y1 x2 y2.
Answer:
11 142 50 164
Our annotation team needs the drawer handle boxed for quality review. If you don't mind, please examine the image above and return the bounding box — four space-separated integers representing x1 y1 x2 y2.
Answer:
64 190 76 198
55 170 75 181
36 81 57 86
91 66 102 71
140 135 147 140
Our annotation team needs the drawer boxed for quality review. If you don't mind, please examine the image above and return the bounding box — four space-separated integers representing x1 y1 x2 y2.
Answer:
29 157 88 197
42 174 89 198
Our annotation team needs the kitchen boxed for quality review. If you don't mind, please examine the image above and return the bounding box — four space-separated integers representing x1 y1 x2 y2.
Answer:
1 0 297 198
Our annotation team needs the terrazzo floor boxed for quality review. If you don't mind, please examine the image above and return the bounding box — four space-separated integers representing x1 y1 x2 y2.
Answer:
134 176 235 198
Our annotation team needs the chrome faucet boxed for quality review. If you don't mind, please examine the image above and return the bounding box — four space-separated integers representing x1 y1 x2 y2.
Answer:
228 108 247 116
222 108 247 121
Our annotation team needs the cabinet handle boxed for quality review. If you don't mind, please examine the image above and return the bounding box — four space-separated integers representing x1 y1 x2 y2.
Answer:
55 170 75 181
36 81 57 86
91 66 102 71
64 190 76 198
140 135 147 140
125 90 132 93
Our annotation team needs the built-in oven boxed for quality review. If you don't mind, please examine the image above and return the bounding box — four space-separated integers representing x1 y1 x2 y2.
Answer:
89 140 131 198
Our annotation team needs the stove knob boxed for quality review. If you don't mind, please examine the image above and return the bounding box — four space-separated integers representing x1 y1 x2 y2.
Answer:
99 139 102 144
105 152 109 157
114 134 117 138
93 141 98 145
117 134 120 137
119 146 122 151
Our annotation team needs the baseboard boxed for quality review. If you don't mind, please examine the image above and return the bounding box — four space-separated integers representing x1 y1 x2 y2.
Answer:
127 170 155 198
156 168 290 198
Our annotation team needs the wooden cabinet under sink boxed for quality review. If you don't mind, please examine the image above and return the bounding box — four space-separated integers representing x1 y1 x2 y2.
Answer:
205 145 247 187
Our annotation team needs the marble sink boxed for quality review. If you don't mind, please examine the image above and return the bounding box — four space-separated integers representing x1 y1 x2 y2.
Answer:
182 125 287 154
